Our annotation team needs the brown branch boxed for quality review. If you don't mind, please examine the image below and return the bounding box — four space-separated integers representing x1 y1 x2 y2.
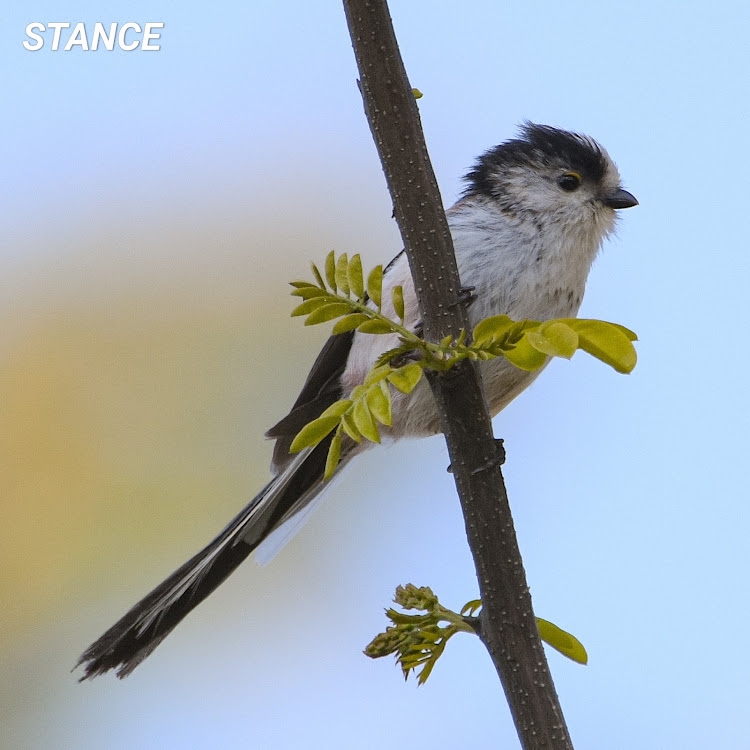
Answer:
341 2 574 747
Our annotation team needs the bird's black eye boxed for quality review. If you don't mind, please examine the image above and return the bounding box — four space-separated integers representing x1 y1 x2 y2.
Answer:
557 172 582 191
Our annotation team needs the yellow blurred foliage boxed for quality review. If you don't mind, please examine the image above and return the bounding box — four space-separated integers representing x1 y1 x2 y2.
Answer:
0 171 394 657
0 285 319 652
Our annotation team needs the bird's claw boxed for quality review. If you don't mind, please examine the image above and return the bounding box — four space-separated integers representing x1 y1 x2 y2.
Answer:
454 285 477 309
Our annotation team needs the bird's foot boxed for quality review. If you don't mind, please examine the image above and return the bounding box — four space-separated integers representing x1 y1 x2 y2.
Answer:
453 285 477 310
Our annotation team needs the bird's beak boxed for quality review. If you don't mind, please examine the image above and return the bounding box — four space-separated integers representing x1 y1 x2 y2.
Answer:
603 188 638 209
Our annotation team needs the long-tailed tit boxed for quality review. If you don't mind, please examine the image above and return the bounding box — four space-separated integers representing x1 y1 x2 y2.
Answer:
77 123 637 679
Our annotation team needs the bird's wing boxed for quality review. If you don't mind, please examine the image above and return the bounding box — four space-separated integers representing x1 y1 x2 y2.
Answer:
265 329 356 473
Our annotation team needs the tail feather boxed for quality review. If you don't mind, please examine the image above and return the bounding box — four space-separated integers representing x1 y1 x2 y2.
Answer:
77 447 324 679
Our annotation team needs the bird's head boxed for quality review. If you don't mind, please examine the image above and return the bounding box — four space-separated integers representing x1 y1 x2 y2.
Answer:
464 123 637 236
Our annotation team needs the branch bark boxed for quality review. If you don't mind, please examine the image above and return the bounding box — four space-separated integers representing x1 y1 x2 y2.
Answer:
342 2 574 747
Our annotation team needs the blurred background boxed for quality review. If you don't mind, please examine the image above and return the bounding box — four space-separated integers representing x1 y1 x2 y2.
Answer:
2 1 748 748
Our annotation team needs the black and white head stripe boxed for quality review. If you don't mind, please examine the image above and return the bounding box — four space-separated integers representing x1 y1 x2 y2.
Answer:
464 123 608 197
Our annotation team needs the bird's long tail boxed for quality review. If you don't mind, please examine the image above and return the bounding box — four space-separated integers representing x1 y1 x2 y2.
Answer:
77 444 331 679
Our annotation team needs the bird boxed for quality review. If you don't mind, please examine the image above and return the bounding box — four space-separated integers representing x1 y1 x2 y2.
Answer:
77 123 637 679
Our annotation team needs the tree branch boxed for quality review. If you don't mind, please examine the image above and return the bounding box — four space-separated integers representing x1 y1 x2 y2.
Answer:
341 2 574 747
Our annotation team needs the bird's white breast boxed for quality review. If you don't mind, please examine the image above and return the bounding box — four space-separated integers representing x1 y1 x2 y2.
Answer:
340 197 610 439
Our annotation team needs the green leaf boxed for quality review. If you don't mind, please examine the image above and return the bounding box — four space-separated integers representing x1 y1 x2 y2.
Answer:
379 379 393 414
290 286 331 300
347 254 365 300
392 285 405 321
304 302 354 326
611 323 637 341
357 319 396 335
332 313 370 335
290 280 317 289
563 319 637 373
440 334 454 347
291 296 334 317
353 398 380 443
387 364 423 393
460 599 482 617
289 415 340 452
311 262 326 289
341 411 362 442
367 265 383 308
335 253 350 296
416 643 444 685
366 381 393 426
473 315 514 344
324 430 342 480
537 618 588 665
558 318 638 341
508 318 539 343
363 364 393 386
526 322 579 359
324 251 337 291
349 384 366 401
318 399 353 420
501 335 548 371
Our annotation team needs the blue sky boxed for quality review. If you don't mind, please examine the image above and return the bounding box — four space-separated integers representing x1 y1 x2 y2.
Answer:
2 2 749 748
